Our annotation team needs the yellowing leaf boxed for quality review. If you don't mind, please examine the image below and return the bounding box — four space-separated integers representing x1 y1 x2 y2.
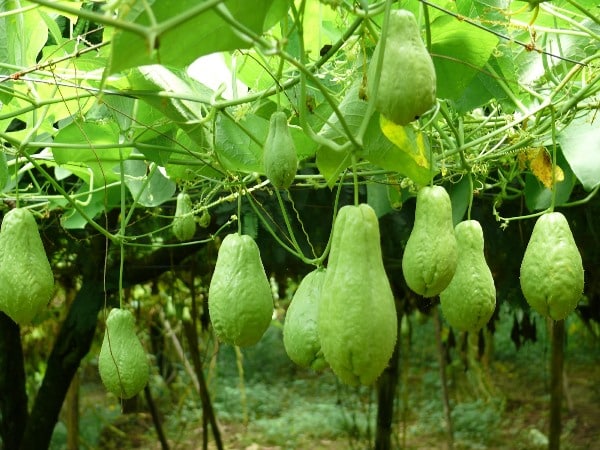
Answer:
379 115 430 169
525 147 564 189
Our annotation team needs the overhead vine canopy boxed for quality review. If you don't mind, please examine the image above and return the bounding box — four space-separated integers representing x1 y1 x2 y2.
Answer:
0 0 598 246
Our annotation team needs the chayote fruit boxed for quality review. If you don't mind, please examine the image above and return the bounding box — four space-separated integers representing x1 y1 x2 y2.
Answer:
172 192 196 241
283 268 328 371
440 220 496 332
0 208 54 325
98 308 149 399
208 233 274 347
263 111 298 190
402 186 458 298
520 212 584 321
318 204 397 386
367 9 437 125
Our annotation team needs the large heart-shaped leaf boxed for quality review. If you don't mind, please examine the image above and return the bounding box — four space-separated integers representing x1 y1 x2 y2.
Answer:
431 15 498 102
107 0 288 75
558 116 600 191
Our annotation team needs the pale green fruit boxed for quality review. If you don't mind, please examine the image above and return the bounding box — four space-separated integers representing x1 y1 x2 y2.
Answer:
440 220 496 332
98 308 149 399
172 192 196 241
208 233 274 347
283 269 328 371
520 212 584 320
0 208 54 325
402 186 458 298
367 9 437 125
318 204 397 386
263 111 298 190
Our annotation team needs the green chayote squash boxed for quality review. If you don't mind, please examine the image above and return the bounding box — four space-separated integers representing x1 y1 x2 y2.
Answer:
318 204 397 386
402 186 457 298
98 308 149 399
172 192 196 241
283 268 328 371
367 9 437 125
263 111 298 190
208 233 274 347
0 208 54 325
440 220 496 332
520 212 584 320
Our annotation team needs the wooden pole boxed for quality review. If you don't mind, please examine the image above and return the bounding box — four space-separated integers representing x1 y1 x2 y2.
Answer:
549 319 565 450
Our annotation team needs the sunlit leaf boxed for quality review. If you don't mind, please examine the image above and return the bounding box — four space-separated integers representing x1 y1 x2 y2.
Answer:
362 115 433 186
53 121 125 164
0 2 48 103
379 115 429 169
107 0 289 74
430 15 498 102
558 116 600 191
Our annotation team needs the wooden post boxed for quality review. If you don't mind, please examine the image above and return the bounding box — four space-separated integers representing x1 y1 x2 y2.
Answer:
549 319 565 450
66 371 79 450
434 307 454 450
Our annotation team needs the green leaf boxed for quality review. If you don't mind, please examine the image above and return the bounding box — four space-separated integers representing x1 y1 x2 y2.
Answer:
367 179 394 218
214 113 267 173
448 176 472 226
0 1 47 68
164 129 223 181
53 120 132 187
108 0 288 75
315 145 352 188
58 184 122 230
319 81 366 142
0 2 48 103
124 65 212 147
53 121 125 164
430 15 499 102
558 116 600 191
315 81 367 186
119 158 176 207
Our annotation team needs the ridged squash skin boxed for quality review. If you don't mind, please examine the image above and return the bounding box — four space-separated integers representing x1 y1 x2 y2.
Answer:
520 212 584 320
402 186 457 298
0 208 54 325
263 111 298 190
283 269 328 371
98 308 149 399
440 220 496 332
208 233 274 347
318 204 397 386
367 9 436 125
172 192 196 241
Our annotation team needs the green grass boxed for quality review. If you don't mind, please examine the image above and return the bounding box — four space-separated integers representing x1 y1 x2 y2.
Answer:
51 304 599 449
